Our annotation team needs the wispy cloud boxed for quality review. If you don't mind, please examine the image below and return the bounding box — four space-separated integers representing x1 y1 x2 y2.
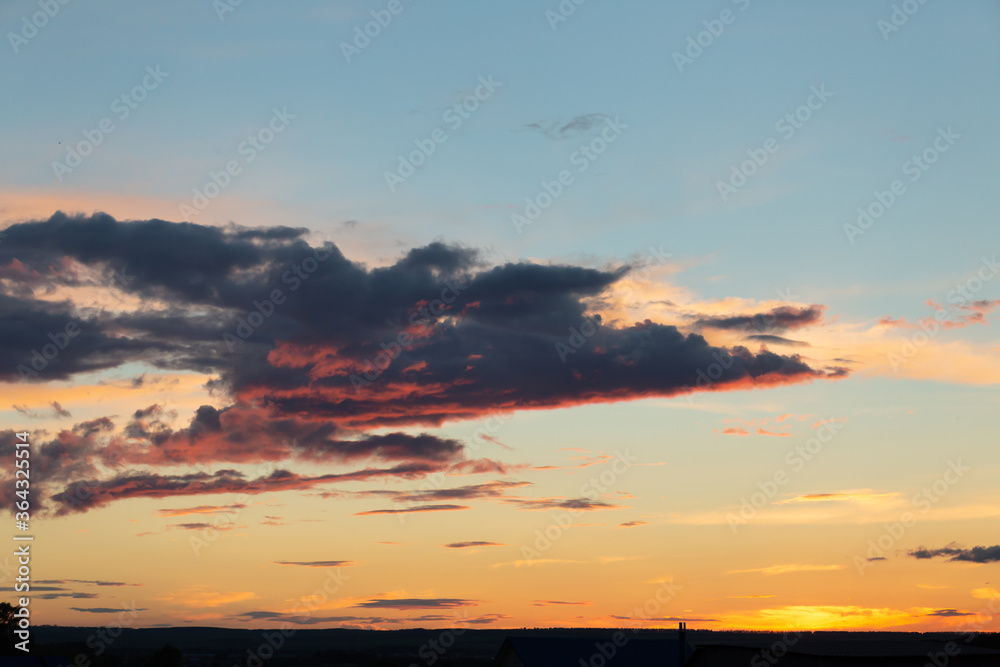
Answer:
355 504 471 516
354 598 478 610
156 504 246 517
727 564 844 576
909 544 1000 563
71 606 147 614
926 609 976 617
523 113 608 140
492 559 585 568
274 560 356 567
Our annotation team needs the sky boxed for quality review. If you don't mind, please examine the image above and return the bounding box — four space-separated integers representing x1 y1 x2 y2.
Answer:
1 0 999 634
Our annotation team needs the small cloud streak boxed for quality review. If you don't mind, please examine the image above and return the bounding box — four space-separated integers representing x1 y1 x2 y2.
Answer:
355 504 471 516
355 598 478 610
728 564 844 576
274 560 356 567
157 504 246 518
927 609 976 617
756 428 792 437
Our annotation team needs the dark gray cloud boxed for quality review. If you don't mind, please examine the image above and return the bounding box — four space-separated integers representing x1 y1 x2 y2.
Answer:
354 598 478 610
395 481 528 503
456 613 509 624
0 213 845 514
354 504 471 516
524 114 609 140
2 214 837 421
504 497 622 511
927 609 976 617
694 305 825 333
444 541 506 548
909 545 1000 563
170 522 234 531
0 585 100 599
274 560 356 567
12 401 71 418
230 611 397 625
47 464 450 515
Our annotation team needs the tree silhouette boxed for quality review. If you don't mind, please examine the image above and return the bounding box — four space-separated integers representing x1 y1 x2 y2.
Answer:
147 644 182 667
0 602 16 633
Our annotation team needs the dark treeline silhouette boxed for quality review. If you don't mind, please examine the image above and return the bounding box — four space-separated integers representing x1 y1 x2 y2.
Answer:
10 626 1000 667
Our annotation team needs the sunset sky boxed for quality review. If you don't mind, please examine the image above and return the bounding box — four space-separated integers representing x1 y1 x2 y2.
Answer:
1 0 999 633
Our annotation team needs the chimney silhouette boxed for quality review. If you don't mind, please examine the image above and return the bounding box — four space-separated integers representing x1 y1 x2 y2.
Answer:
678 621 686 665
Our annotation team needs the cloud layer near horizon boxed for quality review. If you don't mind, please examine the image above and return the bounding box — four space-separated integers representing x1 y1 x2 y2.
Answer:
0 213 845 514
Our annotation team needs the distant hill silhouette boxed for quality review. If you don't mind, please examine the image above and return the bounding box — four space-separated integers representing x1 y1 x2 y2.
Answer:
18 626 1000 667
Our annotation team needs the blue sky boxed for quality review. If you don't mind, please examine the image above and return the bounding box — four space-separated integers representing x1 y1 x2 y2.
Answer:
4 1 998 315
